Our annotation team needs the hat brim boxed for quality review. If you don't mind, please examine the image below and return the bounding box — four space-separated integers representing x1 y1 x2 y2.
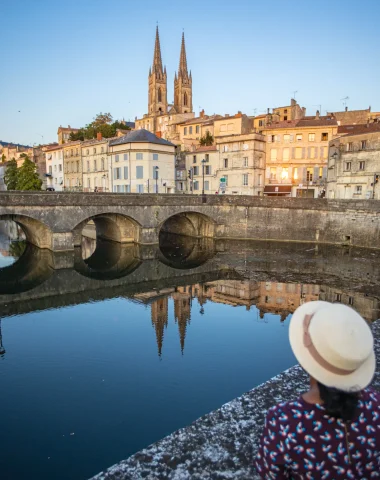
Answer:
289 301 376 392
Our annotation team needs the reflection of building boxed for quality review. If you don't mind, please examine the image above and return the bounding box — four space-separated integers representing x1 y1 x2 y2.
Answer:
173 288 191 353
206 280 260 310
0 319 5 356
151 297 169 356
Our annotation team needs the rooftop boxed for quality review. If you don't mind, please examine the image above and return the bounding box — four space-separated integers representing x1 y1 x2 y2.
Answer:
109 129 175 147
296 116 338 127
337 122 380 137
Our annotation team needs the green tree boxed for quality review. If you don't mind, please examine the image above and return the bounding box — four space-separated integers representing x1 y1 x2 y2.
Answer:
16 156 42 191
4 158 18 190
1 153 6 163
92 112 113 126
9 240 27 258
69 115 131 141
199 131 214 146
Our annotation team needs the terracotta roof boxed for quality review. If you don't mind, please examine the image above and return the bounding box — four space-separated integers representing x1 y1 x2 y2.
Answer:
295 116 338 127
44 144 63 152
57 127 79 133
262 120 299 130
337 123 380 136
109 129 175 147
180 114 223 126
193 145 217 153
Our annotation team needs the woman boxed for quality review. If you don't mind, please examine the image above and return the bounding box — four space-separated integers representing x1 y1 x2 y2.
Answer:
255 301 379 478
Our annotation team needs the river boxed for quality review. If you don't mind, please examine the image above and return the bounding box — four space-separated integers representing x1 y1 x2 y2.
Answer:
0 220 379 480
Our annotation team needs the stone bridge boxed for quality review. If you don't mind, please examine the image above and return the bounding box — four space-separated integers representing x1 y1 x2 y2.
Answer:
0 192 379 251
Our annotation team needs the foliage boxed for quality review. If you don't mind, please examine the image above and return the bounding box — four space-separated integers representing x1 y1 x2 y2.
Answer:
4 158 18 190
16 156 42 191
1 153 5 163
69 113 131 141
199 131 214 146
9 240 27 258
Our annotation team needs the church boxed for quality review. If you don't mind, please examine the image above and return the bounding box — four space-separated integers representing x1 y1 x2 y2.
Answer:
134 27 195 144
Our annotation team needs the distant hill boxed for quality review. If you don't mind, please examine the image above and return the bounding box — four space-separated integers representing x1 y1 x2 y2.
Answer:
0 140 31 149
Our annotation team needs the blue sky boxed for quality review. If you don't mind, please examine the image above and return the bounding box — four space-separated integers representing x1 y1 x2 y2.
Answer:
1 0 379 146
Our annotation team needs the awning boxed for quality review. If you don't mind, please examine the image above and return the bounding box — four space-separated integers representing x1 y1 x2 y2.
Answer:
263 185 292 194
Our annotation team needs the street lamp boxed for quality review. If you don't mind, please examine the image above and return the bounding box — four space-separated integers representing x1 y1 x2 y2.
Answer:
201 158 208 195
154 166 159 193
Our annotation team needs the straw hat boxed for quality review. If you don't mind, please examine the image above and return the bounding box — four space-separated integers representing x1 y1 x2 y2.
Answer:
289 301 375 392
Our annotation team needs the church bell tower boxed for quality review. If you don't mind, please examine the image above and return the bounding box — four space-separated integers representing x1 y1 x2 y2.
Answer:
174 32 193 114
148 26 168 117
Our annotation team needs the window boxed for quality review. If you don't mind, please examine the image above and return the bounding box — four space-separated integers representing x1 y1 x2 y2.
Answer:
76 161 79 172
136 166 143 178
125 185 130 193
243 157 248 167
242 173 248 186
355 185 362 194
321 133 328 141
87 178 91 188
284 109 287 114
59 164 62 172
93 148 96 154
136 153 143 160
158 87 162 103
137 184 144 193
336 293 342 302
220 124 226 132
258 174 262 186
71 149 73 156
101 159 105 170
205 154 209 161
283 134 290 143
270 149 277 161
347 143 353 152
193 180 199 191
189 126 193 134
271 135 275 142
94 160 97 171
113 167 121 180
359 161 365 171
205 165 211 175
345 162 351 171
193 155 196 163
86 149 89 155
222 145 229 152
193 166 199 176
196 125 200 134
293 167 298 180
115 154 119 162
204 181 209 191
223 158 228 168
270 167 276 180
295 147 302 159
184 92 188 106
124 154 128 161
76 148 79 155
87 161 90 172
308 133 315 142
124 167 128 179
296 134 302 141
306 168 313 182
153 153 158 160
259 120 264 127
284 116 288 121
319 167 323 179
349 296 354 306
49 165 52 174
184 127 187 135
101 147 104 153
283 148 289 161
361 140 367 150
281 167 289 180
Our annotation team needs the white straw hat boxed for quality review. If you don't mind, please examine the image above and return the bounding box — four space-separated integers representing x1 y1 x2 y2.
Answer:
289 301 375 392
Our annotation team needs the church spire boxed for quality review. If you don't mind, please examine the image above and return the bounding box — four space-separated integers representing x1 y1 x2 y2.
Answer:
152 25 164 76
178 32 189 79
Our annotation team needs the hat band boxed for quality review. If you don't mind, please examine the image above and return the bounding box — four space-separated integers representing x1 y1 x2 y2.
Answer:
303 314 357 376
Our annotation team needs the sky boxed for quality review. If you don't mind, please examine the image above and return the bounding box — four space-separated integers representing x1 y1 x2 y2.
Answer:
1 0 380 146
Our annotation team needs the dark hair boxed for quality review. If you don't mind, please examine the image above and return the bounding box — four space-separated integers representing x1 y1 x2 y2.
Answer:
317 382 360 422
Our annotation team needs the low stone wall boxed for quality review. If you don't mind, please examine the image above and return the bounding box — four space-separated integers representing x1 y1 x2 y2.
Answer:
91 322 380 480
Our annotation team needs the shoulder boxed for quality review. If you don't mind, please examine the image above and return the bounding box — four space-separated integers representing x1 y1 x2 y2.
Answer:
265 399 304 425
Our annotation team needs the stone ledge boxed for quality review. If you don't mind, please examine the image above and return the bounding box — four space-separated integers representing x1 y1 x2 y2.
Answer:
90 321 380 480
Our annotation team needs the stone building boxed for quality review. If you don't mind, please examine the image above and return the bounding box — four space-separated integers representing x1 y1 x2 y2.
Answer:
81 134 111 192
44 144 64 190
262 113 338 197
253 98 305 131
108 129 176 193
327 123 380 199
58 125 79 145
135 28 195 141
62 140 83 190
185 146 218 193
178 111 222 151
327 106 380 126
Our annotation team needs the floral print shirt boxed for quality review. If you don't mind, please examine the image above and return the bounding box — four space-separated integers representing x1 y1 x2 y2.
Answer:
255 388 380 479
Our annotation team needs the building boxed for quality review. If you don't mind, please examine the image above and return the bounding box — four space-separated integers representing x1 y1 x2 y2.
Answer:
108 129 176 193
44 144 64 190
327 123 380 199
62 141 83 190
178 111 222 150
58 125 79 145
185 146 218 193
81 134 111 192
327 106 380 126
253 99 306 130
135 27 195 143
262 112 338 197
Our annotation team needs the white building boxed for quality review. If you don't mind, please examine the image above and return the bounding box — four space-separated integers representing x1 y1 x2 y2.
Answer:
44 145 64 190
108 129 176 193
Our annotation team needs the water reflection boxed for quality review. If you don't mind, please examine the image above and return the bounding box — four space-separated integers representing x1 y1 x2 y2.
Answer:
0 220 27 268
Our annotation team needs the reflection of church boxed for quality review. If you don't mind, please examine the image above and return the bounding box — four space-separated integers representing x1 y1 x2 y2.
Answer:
0 319 6 356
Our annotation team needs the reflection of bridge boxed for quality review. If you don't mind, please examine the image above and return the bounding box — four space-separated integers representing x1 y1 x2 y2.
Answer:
1 192 380 251
1 239 380 322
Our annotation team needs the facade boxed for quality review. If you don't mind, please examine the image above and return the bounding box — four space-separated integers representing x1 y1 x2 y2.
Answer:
253 99 306 131
58 126 79 145
108 129 176 193
327 123 380 199
262 113 338 197
135 27 195 143
44 144 64 190
178 111 221 151
62 141 83 190
81 135 111 192
185 146 219 193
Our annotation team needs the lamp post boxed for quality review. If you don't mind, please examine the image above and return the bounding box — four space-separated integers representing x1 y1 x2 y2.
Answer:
201 158 207 195
154 166 159 193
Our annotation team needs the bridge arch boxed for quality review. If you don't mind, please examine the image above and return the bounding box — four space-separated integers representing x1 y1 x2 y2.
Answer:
72 212 142 246
159 211 215 238
0 214 53 249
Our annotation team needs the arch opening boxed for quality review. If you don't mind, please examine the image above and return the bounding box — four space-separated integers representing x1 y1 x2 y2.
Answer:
159 212 215 238
0 215 52 250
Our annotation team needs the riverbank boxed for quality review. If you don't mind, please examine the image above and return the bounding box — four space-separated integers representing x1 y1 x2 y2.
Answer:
91 321 380 480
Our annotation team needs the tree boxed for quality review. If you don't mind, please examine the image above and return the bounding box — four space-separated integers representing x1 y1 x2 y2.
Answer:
69 115 131 141
1 153 5 163
16 156 42 190
4 158 18 190
9 240 27 258
92 112 113 127
199 131 214 146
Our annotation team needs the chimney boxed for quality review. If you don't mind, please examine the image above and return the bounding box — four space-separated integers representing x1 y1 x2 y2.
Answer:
267 108 270 114
302 107 306 116
97 132 102 141
68 125 71 128
367 119 370 128
291 98 296 106
200 109 205 118
345 106 348 112
225 114 229 117
316 110 320 119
